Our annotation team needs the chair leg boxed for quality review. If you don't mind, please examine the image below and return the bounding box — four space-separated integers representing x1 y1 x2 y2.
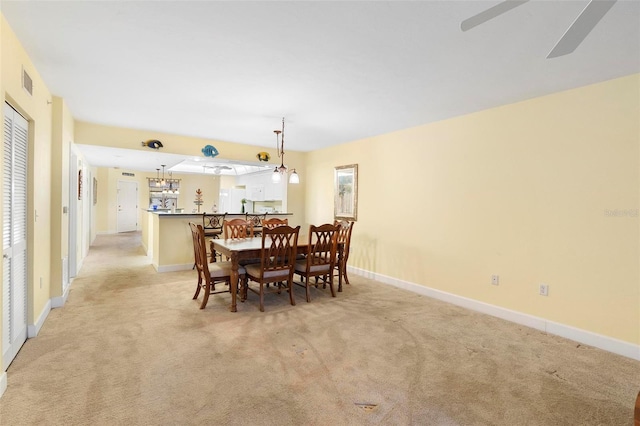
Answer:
259 282 265 312
193 275 202 300
288 279 296 306
200 280 211 309
305 277 311 303
240 277 247 302
342 261 350 285
328 274 336 298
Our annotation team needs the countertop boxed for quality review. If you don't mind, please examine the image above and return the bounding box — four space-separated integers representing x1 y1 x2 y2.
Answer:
146 210 292 216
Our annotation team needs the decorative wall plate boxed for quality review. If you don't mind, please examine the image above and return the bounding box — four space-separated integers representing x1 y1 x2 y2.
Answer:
256 151 270 162
141 139 163 149
202 145 219 158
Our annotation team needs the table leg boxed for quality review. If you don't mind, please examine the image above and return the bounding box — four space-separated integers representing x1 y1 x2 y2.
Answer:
337 247 344 292
230 253 238 312
209 240 218 263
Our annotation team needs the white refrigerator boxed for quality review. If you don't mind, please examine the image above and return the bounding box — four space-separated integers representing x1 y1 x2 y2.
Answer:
219 188 246 214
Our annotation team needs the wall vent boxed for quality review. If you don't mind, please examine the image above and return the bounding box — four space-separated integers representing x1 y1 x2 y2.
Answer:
22 67 33 96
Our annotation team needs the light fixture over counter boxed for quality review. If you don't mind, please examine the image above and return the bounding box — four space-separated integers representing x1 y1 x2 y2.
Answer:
272 118 299 184
149 164 180 194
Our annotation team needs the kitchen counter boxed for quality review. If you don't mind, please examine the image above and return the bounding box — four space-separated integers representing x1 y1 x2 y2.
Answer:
141 211 295 272
144 209 292 216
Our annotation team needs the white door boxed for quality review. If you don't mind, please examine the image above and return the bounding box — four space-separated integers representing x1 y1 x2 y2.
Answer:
2 103 28 368
117 180 138 232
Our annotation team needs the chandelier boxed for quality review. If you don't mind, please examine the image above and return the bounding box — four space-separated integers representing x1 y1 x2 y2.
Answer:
152 165 180 194
272 118 299 184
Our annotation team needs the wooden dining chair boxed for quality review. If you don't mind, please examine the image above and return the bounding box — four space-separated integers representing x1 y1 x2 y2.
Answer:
245 213 266 236
294 223 339 303
224 218 254 239
203 213 226 262
262 217 288 230
203 213 226 238
242 225 300 312
334 219 355 291
189 222 245 310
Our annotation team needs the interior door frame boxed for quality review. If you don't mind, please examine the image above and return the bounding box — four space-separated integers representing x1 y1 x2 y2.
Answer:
68 152 78 279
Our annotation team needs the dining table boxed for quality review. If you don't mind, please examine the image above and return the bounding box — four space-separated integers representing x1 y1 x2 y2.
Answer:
212 235 344 312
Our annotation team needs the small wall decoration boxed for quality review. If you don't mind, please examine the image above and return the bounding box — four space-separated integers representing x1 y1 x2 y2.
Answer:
202 145 219 158
78 170 83 200
194 188 203 213
334 164 358 221
256 151 270 162
141 139 163 150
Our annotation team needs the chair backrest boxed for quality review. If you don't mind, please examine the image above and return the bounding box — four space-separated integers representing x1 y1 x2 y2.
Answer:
246 213 266 230
334 220 354 262
189 222 210 280
262 217 289 230
305 223 339 272
224 218 254 239
203 213 226 235
257 225 300 280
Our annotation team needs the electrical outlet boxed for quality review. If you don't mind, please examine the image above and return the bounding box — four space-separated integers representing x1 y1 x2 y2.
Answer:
491 275 499 285
539 284 549 296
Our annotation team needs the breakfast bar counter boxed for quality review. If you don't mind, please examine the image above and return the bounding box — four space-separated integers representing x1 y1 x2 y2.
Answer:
141 211 294 272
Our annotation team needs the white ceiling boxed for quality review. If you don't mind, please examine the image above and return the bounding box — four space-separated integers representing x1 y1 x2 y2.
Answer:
2 1 639 171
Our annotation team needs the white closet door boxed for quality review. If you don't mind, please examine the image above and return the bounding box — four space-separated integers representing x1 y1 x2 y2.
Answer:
2 102 28 369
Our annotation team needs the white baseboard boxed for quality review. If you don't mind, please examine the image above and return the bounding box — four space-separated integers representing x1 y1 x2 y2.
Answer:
51 281 71 308
28 299 51 338
349 266 640 361
155 263 192 273
0 372 6 399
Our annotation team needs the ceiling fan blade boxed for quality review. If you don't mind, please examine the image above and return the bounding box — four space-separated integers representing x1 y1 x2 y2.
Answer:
461 0 529 31
547 0 617 59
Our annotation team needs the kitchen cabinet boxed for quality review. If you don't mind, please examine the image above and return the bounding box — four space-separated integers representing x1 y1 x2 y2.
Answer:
236 170 287 202
249 184 265 201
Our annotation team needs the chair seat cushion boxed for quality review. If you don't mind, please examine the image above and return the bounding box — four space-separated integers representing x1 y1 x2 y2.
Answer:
294 260 331 274
245 263 291 280
208 261 245 278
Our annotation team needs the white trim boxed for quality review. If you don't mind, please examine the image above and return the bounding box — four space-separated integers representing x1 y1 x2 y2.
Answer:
51 280 72 308
0 372 6 399
27 299 51 338
155 263 192 273
348 266 640 361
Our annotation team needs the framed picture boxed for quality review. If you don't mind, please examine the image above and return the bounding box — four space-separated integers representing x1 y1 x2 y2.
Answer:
78 170 82 200
334 164 358 221
93 177 98 205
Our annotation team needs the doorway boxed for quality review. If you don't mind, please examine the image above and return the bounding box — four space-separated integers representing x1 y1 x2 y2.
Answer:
117 180 138 232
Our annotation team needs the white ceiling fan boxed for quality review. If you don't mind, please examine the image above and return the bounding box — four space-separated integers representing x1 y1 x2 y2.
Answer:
203 165 233 175
461 0 617 58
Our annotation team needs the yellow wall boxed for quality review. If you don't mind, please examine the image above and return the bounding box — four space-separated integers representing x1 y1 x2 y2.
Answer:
1 15 55 370
50 96 73 299
306 74 640 345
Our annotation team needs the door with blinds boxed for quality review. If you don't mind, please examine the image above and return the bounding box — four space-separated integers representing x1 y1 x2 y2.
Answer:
2 103 28 368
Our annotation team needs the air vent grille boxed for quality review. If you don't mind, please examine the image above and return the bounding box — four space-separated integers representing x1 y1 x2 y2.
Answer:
22 68 33 96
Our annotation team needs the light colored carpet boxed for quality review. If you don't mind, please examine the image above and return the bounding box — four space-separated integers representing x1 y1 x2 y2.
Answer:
1 232 638 425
